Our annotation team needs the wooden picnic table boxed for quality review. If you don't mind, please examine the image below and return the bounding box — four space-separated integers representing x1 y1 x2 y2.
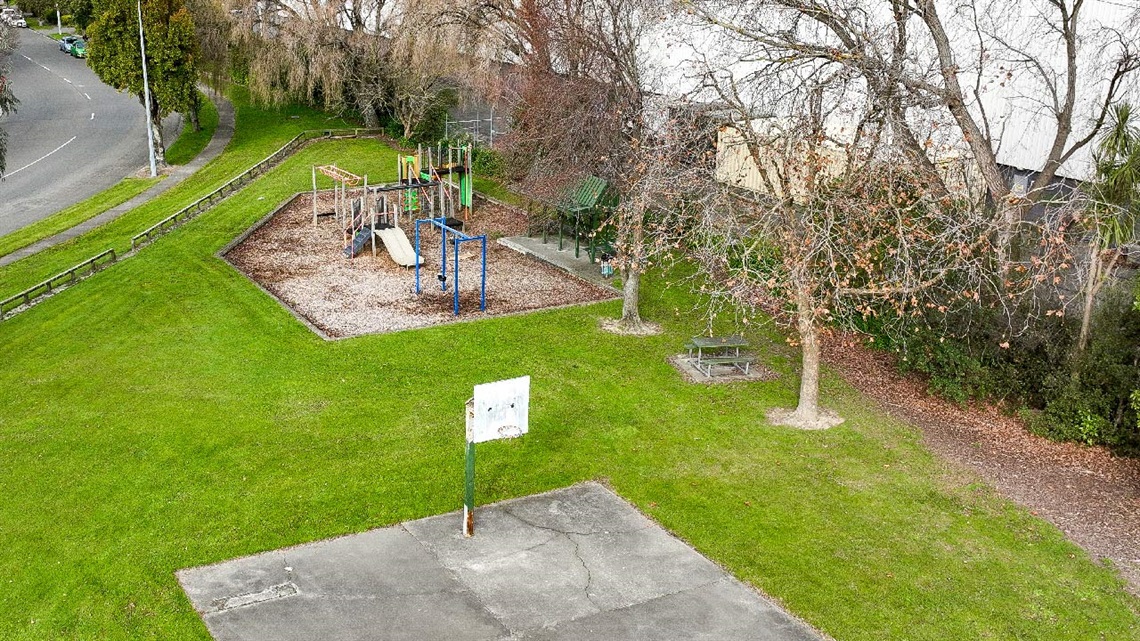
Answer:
689 335 748 358
687 335 754 376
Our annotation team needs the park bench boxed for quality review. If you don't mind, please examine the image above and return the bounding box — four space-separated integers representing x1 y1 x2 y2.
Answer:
687 335 755 377
697 354 756 377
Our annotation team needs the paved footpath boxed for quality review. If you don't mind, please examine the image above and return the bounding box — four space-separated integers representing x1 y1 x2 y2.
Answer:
0 91 235 269
178 482 824 641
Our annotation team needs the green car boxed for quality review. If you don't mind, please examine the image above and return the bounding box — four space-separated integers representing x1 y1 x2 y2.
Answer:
69 39 87 59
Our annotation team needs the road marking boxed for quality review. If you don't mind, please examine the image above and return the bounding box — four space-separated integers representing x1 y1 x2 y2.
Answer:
21 54 51 72
84 93 91 100
64 78 72 84
6 136 77 177
90 113 95 120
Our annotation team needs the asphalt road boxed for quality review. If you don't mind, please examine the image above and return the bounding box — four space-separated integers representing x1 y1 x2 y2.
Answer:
0 30 178 237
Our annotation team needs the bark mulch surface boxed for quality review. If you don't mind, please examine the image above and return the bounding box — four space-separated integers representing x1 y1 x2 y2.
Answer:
226 194 615 338
823 334 1140 593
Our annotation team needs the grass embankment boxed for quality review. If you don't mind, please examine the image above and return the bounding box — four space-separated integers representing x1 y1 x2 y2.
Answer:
165 93 220 166
0 134 1136 640
0 86 353 296
0 178 160 259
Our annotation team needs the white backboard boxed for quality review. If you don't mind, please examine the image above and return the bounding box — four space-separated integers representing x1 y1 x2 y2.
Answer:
468 376 530 444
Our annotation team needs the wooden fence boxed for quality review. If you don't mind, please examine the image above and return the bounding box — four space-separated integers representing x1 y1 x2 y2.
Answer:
0 249 116 320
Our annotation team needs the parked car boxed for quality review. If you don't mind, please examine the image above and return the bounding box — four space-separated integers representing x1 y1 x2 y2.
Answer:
12 16 25 27
69 39 86 58
59 35 78 52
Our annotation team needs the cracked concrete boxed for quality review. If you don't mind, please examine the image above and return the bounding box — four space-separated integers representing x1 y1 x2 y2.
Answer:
178 482 823 641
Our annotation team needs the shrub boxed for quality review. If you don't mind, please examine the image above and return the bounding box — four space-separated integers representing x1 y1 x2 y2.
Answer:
857 298 1070 407
1036 286 1140 450
472 146 506 179
859 279 1139 452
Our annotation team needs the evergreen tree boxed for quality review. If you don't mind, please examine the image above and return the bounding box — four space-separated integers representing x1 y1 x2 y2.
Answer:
0 25 19 177
87 0 198 166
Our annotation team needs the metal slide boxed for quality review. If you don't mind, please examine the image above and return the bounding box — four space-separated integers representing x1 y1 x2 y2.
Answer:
375 227 423 267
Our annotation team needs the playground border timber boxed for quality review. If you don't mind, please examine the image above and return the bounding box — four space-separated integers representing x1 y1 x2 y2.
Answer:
217 190 620 342
0 128 385 322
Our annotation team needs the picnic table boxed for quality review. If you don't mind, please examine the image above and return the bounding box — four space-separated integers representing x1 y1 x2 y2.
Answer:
686 335 755 377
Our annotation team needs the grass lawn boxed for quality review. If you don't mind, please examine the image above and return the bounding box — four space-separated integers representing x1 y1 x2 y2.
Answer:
0 86 354 296
0 178 160 260
0 133 1137 640
165 93 220 166
474 175 530 208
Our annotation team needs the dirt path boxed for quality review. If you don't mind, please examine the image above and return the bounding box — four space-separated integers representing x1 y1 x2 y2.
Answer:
823 335 1140 594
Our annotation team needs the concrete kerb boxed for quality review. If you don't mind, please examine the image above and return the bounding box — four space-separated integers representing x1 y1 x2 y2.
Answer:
497 236 622 296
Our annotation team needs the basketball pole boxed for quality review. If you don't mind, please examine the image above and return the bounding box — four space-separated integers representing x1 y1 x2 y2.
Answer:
464 399 476 537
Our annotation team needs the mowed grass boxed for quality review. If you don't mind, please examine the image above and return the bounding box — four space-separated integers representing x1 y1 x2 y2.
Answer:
165 93 220 166
0 86 354 296
0 135 1136 640
0 177 160 259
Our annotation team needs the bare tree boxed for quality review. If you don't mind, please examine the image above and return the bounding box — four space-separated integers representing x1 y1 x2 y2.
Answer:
238 0 468 134
384 2 463 139
681 70 1073 428
684 0 1140 267
186 0 232 96
476 0 670 331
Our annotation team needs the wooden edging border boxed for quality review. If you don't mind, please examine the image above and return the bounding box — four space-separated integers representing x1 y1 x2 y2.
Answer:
215 191 621 343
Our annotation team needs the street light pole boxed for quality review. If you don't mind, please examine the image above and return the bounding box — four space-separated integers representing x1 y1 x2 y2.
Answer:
136 0 157 177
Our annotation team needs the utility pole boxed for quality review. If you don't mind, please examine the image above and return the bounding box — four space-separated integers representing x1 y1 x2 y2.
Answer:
55 5 61 35
136 0 157 177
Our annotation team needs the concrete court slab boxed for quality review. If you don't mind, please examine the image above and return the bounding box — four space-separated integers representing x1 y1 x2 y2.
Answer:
178 482 823 641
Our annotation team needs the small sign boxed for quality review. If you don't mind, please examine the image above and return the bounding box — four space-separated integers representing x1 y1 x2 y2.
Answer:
468 376 530 444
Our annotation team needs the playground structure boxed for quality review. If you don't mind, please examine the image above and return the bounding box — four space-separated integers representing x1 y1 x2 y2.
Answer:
225 192 616 338
415 217 487 316
311 143 475 268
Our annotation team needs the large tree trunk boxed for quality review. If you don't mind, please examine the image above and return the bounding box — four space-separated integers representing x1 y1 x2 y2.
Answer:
188 90 202 132
618 209 644 326
621 266 641 324
1077 245 1102 359
792 285 820 423
188 107 201 133
361 97 380 128
150 99 167 167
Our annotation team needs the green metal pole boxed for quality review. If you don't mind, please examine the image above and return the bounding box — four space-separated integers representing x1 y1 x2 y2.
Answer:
575 212 581 258
588 207 596 263
463 398 476 536
464 439 475 537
